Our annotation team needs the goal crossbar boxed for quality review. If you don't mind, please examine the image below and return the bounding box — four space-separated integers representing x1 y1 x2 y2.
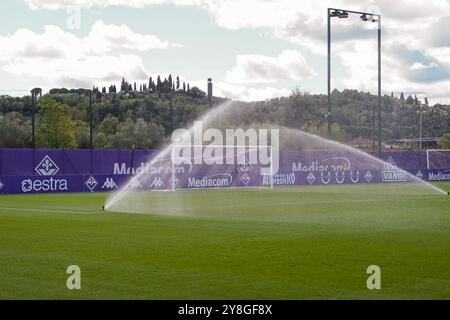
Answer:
170 145 274 191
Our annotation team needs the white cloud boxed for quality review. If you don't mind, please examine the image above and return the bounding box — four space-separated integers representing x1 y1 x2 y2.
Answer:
0 21 180 88
338 41 450 104
0 21 178 61
22 0 450 47
85 21 179 53
225 50 316 84
426 47 450 66
4 54 147 81
425 16 450 48
4 54 148 87
0 15 289 102
188 78 290 102
338 42 379 92
17 0 450 103
0 26 83 60
410 62 438 71
215 82 291 101
23 0 204 10
122 76 291 102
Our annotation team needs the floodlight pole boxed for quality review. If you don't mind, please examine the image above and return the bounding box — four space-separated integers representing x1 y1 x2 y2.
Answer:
30 87 41 148
31 90 36 148
417 102 426 149
89 92 93 149
327 9 332 139
377 16 382 153
419 108 423 149
327 8 382 152
169 94 174 134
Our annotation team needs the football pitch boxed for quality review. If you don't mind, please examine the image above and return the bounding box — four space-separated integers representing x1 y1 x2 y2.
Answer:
0 182 449 299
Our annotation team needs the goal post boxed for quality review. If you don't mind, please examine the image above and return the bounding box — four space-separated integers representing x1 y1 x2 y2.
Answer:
171 146 176 192
426 149 450 170
170 144 274 191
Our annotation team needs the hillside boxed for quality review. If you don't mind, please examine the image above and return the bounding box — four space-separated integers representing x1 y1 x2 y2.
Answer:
0 87 449 149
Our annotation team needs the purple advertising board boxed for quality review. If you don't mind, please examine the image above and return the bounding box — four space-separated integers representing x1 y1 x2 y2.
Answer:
1 148 450 176
0 169 448 195
0 148 449 194
0 148 158 176
0 174 130 194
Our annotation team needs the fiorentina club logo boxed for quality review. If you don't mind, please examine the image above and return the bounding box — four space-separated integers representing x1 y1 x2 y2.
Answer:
416 170 423 179
238 156 253 173
240 173 251 185
35 155 60 176
307 172 316 184
384 156 398 170
85 176 98 192
364 170 373 182
169 176 179 187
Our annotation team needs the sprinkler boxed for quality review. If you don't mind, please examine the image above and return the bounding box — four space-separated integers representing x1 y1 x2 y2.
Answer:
102 205 105 211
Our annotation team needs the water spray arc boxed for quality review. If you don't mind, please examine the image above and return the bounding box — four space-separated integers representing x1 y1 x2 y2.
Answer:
104 100 447 215
283 127 448 196
104 100 236 210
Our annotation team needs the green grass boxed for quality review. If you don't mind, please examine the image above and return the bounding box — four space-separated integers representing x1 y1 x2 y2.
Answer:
0 182 449 299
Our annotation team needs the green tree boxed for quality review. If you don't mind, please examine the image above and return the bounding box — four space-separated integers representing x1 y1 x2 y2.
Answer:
74 120 90 149
120 77 129 92
0 112 30 147
285 89 317 129
36 99 78 148
189 86 206 98
406 95 414 104
308 122 346 142
157 75 161 91
160 79 172 93
97 115 119 134
108 118 165 149
438 133 450 149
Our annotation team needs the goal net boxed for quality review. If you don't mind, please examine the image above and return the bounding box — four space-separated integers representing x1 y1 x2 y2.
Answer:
168 145 274 191
426 149 450 170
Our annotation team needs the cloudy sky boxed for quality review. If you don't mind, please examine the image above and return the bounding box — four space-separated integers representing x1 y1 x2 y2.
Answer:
0 0 449 103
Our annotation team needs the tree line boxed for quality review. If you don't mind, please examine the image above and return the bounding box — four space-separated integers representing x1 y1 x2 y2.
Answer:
74 74 207 99
0 84 449 149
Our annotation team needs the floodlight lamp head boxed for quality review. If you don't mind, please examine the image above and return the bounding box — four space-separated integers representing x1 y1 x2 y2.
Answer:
338 11 348 18
330 10 340 17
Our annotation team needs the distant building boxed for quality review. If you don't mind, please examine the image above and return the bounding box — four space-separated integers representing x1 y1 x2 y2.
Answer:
396 137 442 149
348 137 374 150
434 104 450 110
